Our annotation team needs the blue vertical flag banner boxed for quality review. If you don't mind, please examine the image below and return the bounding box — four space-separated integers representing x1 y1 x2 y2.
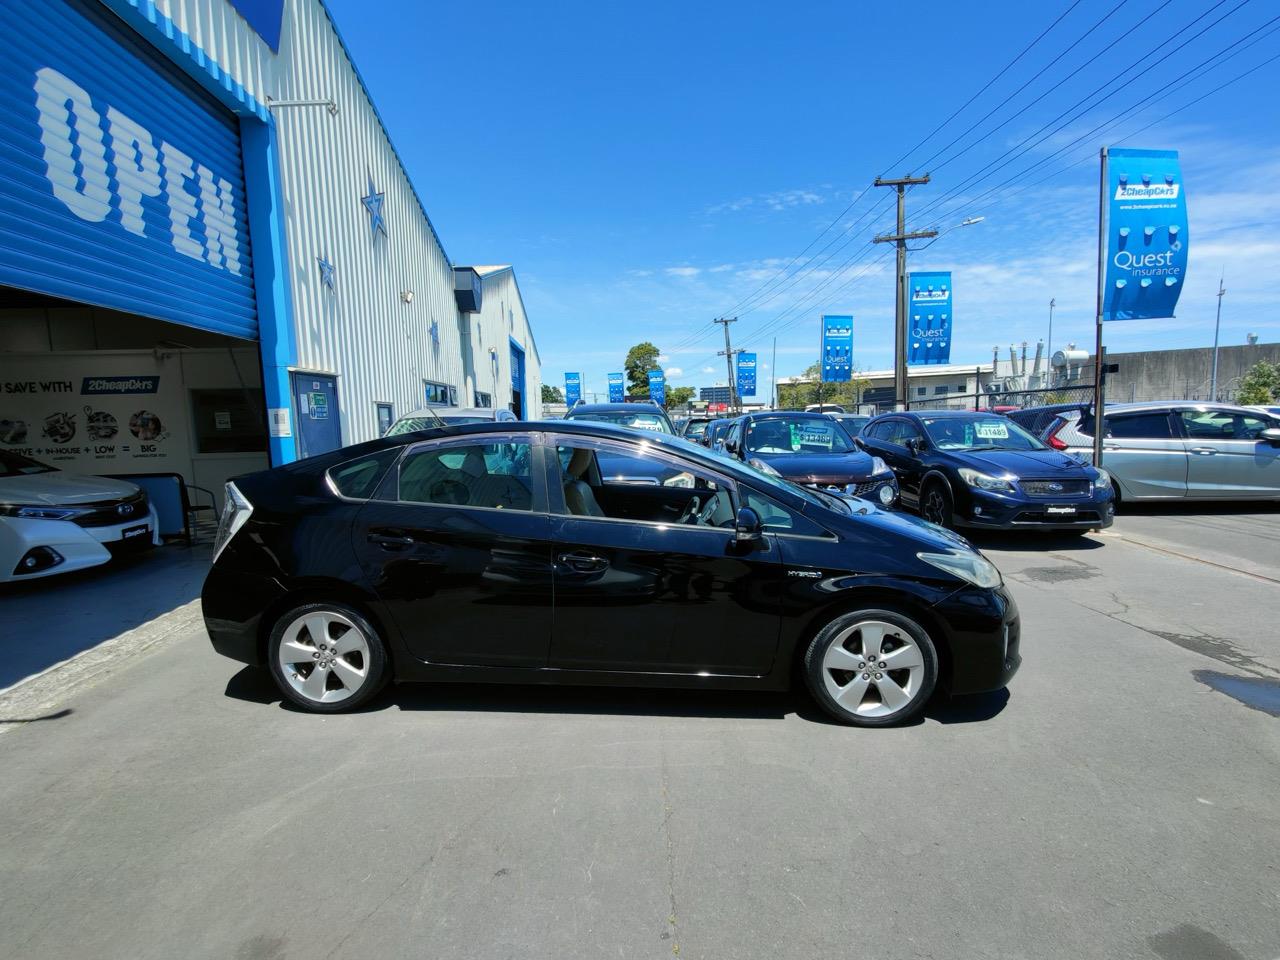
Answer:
736 352 757 397
820 316 853 382
648 370 666 406
565 372 582 405
908 272 953 365
1103 148 1188 321
607 372 625 402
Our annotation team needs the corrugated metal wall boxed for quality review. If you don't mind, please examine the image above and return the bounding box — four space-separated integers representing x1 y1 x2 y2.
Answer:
155 0 278 110
469 268 542 419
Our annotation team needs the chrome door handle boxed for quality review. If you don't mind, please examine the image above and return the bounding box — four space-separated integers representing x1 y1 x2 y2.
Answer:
556 551 609 573
1190 447 1217 455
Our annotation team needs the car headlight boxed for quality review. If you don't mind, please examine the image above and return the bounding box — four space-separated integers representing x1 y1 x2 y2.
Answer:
748 458 780 476
0 504 93 521
212 482 254 564
918 550 1003 588
1093 468 1112 490
957 467 1016 493
869 456 891 476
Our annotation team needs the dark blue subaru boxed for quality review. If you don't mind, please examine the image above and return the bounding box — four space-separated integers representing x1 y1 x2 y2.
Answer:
859 410 1114 533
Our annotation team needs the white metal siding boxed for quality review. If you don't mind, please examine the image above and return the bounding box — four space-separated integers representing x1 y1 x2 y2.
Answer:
470 268 541 418
154 0 278 108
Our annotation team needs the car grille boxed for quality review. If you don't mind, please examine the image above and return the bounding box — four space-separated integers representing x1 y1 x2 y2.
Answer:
73 491 149 527
805 479 880 497
1020 479 1090 497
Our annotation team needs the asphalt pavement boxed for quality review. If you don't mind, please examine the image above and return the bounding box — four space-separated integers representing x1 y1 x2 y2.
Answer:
1 512 1278 960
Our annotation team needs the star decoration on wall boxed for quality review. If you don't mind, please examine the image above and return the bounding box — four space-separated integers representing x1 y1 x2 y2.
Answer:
316 255 335 291
361 174 387 239
429 318 439 346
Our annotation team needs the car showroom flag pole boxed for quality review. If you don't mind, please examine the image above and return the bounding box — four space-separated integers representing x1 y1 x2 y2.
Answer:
607 372 624 403
648 369 666 406
565 371 582 406
907 272 952 365
736 352 757 398
1092 147 1189 465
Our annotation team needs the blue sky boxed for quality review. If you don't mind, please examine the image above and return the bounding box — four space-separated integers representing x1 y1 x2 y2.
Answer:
328 0 1280 399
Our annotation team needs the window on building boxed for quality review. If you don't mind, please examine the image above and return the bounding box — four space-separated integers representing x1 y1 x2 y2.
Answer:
474 390 492 408
190 389 267 454
423 380 456 406
916 387 927 396
934 386 948 395
375 403 394 436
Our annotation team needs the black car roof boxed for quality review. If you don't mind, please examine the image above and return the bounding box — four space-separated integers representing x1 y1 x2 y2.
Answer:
565 403 667 415
740 411 841 422
874 409 1002 421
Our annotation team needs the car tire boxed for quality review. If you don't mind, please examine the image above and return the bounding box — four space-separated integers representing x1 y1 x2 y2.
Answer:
267 602 389 713
919 478 954 528
803 608 939 727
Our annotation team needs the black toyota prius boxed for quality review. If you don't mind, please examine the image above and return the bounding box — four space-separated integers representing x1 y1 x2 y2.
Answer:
202 421 1020 726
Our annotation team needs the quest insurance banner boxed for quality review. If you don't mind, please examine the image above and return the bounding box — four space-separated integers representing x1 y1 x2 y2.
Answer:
1104 148 1188 321
908 271 952 365
648 370 665 406
736 353 757 397
821 316 853 382
564 372 582 405
607 373 624 402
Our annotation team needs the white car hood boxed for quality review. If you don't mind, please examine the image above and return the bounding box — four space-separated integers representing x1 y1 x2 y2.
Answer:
0 472 140 506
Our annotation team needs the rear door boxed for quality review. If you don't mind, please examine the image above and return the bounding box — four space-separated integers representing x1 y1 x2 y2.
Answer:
352 432 554 667
1101 411 1187 498
1179 409 1280 498
546 435 783 676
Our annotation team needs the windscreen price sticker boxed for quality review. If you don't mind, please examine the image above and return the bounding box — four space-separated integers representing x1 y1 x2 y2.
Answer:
974 422 1009 440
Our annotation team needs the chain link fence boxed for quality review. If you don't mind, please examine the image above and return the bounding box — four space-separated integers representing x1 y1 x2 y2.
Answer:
904 383 1097 415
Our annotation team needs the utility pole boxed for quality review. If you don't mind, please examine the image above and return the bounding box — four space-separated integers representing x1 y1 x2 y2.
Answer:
715 316 739 412
873 175 936 410
770 336 778 410
1091 147 1108 469
1211 274 1225 401
1047 298 1056 366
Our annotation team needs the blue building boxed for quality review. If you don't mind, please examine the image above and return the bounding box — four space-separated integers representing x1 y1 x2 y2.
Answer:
0 0 540 504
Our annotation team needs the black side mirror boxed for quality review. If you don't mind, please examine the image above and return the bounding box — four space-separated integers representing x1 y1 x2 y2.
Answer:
1260 427 1280 446
905 437 922 455
734 506 763 543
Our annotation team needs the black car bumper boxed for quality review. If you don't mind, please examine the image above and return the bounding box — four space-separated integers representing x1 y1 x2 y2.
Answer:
953 487 1114 531
935 583 1021 695
201 566 285 666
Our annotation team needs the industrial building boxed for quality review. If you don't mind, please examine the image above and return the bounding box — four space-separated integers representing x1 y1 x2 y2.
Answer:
0 0 540 510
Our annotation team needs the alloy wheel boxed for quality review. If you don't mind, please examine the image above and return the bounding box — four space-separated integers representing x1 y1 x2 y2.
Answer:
820 619 927 719
276 610 372 705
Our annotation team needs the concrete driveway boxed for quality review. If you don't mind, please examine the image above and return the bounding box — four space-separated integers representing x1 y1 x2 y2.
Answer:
1 516 1277 960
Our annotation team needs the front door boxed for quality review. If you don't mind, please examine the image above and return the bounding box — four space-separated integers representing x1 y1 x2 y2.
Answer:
546 436 782 675
352 434 553 667
292 373 342 459
1178 409 1280 498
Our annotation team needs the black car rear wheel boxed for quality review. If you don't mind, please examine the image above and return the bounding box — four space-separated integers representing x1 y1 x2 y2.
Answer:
267 602 389 713
920 480 954 528
803 609 939 727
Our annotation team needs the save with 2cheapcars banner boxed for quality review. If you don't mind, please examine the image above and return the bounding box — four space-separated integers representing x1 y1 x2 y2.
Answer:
908 271 952 365
1103 148 1188 321
736 353 757 398
820 316 853 382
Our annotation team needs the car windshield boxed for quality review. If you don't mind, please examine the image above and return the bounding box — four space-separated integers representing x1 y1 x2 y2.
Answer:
684 420 709 438
922 416 1046 451
693 437 840 513
744 417 854 455
570 411 673 433
439 416 490 425
385 412 446 435
0 451 58 478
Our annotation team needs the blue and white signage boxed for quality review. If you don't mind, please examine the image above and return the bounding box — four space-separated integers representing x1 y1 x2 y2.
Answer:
0 0 256 340
648 370 666 406
821 316 854 382
1103 148 1188 321
607 373 625 403
736 352 757 397
908 271 952 365
564 372 582 406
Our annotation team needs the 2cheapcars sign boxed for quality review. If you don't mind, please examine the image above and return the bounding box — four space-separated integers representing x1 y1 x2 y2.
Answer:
648 370 666 406
564 372 582 405
736 353 757 398
1104 148 1188 321
821 316 853 382
607 373 625 403
908 271 952 365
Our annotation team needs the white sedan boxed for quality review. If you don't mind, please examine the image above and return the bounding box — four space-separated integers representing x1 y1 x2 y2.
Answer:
0 452 161 582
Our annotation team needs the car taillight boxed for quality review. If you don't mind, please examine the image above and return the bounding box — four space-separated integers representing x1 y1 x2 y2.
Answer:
1045 422 1069 450
212 482 253 564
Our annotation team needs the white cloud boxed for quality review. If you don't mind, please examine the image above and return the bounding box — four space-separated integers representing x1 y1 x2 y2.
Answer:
707 189 827 216
701 365 716 374
656 354 670 363
665 366 684 378
665 266 701 278
709 263 735 273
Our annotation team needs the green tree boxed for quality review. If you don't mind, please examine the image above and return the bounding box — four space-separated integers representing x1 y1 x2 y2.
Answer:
777 362 871 410
1236 360 1280 405
666 385 696 410
540 384 564 404
625 342 661 396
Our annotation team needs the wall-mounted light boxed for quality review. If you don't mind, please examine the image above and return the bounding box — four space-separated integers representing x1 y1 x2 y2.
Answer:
400 290 414 304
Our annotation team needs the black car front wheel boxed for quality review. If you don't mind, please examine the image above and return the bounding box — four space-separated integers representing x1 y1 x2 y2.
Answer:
920 480 954 528
267 602 389 713
803 609 939 727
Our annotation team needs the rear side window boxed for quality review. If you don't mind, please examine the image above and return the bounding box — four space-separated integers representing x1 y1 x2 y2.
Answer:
398 442 533 510
1106 413 1174 439
328 448 401 499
